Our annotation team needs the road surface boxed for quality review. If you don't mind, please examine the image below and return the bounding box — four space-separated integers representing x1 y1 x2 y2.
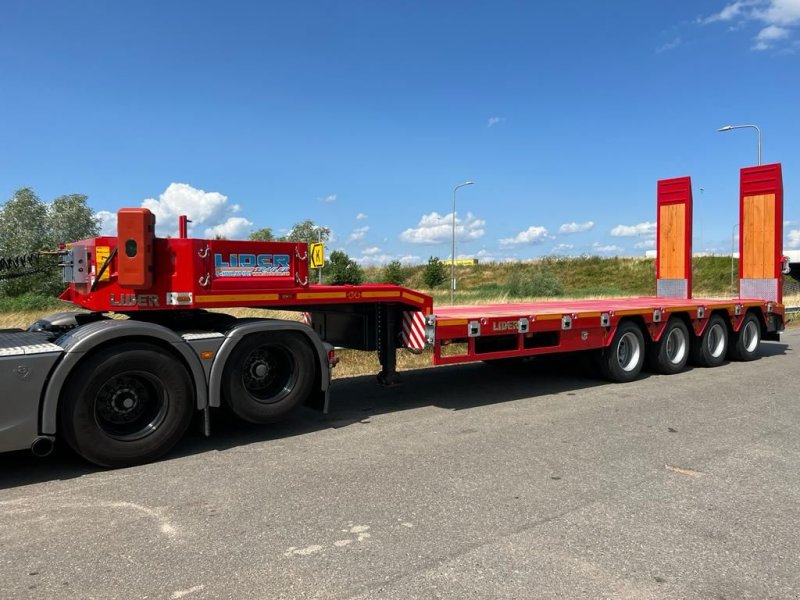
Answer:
1 329 798 599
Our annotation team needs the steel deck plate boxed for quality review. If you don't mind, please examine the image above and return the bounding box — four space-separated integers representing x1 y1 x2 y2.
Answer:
432 296 770 321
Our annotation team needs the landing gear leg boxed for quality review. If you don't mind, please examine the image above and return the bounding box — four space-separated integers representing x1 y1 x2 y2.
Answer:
377 305 400 386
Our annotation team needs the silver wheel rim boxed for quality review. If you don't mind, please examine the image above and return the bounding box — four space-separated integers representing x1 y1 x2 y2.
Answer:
617 331 641 372
706 323 726 358
742 320 759 353
665 327 687 365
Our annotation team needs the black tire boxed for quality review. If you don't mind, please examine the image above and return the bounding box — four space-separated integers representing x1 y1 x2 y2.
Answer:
59 343 194 468
222 332 315 424
599 321 645 382
728 312 761 361
690 314 728 367
646 318 690 375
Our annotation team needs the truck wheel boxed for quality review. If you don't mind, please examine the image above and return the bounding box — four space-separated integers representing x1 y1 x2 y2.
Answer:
646 318 689 375
599 321 645 382
60 343 194 468
728 312 761 361
690 314 728 367
222 332 315 424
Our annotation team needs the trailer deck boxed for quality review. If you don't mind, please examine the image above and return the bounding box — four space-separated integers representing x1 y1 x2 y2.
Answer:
429 296 782 365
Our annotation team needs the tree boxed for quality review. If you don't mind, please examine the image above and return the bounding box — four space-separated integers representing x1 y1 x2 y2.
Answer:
248 227 275 242
325 250 364 285
48 194 99 245
283 220 330 243
382 260 406 285
422 256 447 289
0 188 50 296
1 189 101 297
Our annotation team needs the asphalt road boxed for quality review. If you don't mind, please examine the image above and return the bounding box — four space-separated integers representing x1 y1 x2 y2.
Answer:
1 329 799 600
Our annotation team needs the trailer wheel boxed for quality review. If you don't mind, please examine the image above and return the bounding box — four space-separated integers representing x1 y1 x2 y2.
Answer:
728 312 761 361
646 318 689 375
599 321 645 382
222 332 315 424
690 314 728 367
60 343 194 468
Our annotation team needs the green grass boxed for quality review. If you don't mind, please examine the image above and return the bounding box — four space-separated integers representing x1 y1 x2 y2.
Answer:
0 292 68 312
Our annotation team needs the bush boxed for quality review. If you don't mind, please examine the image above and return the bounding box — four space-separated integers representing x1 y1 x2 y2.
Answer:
325 250 364 285
507 266 564 298
382 260 406 285
422 257 447 289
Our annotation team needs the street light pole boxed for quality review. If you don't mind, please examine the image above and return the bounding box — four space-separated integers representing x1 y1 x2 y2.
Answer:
717 124 762 165
451 181 474 304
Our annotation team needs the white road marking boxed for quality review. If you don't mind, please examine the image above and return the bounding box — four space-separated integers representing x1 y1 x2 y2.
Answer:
171 584 205 599
284 544 324 557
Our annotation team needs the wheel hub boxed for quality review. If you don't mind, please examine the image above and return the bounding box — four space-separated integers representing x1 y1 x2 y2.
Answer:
240 344 296 403
94 372 168 441
103 380 147 422
665 328 686 364
244 350 275 390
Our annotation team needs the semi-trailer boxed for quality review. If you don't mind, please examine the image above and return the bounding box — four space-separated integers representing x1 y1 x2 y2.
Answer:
0 164 786 467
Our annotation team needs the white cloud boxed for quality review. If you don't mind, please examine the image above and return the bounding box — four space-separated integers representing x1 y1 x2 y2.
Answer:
634 238 656 249
700 1 755 24
787 229 800 248
610 221 656 237
354 252 421 267
347 226 369 243
552 243 574 253
499 226 551 247
400 211 486 244
398 254 421 264
756 0 800 24
592 242 624 254
753 23 790 47
700 0 800 50
320 194 337 203
96 210 117 235
356 212 368 220
141 182 248 237
362 246 381 255
205 217 254 239
558 221 594 234
487 116 504 127
656 37 682 52
757 23 791 37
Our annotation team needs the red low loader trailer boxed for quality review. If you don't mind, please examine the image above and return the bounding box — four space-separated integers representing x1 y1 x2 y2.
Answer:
0 164 786 467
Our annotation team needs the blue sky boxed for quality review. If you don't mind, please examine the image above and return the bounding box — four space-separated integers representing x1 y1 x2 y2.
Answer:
1 1 798 264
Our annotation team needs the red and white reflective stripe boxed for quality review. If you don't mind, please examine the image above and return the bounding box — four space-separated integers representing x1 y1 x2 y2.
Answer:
301 312 312 325
402 311 427 350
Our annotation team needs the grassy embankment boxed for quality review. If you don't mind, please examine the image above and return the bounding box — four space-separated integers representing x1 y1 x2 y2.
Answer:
1 256 797 377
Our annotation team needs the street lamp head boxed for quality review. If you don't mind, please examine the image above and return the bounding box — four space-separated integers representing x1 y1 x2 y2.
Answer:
718 125 734 132
463 181 475 186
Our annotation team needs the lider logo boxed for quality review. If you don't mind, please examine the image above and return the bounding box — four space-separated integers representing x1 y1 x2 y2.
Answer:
492 320 518 332
214 253 290 277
